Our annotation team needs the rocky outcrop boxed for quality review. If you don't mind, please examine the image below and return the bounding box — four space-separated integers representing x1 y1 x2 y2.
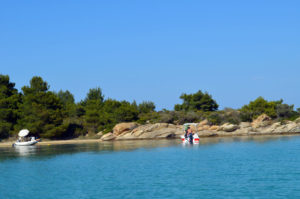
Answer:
100 115 300 141
251 114 272 129
219 123 240 132
100 133 116 141
295 117 300 124
113 122 138 136
209 125 219 131
115 123 182 140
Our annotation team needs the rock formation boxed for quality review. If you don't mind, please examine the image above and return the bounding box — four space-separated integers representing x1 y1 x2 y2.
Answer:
99 115 300 141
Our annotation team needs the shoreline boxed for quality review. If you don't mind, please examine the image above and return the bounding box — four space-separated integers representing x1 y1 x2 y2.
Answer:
1 132 300 148
0 139 100 148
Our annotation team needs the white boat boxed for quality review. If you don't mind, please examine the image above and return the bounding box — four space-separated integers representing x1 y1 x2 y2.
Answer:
13 129 38 146
181 123 200 144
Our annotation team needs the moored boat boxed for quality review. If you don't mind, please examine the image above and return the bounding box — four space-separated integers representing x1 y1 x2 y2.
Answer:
181 123 200 144
13 129 38 147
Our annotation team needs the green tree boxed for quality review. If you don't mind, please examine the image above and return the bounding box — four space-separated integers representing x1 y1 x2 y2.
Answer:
17 77 67 139
138 101 156 113
114 101 139 122
0 75 21 139
85 87 104 103
83 88 104 134
174 90 218 112
96 99 139 132
240 97 282 120
56 90 77 117
57 90 74 105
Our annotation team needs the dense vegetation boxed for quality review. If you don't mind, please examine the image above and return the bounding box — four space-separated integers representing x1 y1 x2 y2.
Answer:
0 74 299 140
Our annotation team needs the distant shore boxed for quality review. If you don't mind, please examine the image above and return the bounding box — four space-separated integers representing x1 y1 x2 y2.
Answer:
0 139 101 148
1 132 300 148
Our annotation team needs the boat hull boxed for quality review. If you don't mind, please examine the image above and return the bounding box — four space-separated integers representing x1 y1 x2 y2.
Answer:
14 140 38 146
181 134 200 144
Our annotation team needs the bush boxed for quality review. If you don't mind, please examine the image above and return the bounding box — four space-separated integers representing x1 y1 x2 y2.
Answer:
174 111 203 124
240 97 282 119
207 109 241 125
207 112 222 125
138 101 156 113
157 111 176 123
174 90 218 112
276 104 294 119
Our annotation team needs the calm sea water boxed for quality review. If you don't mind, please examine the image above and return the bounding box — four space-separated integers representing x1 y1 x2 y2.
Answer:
1 136 300 199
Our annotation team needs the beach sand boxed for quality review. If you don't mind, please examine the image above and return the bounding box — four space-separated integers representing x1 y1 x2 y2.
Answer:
0 139 101 148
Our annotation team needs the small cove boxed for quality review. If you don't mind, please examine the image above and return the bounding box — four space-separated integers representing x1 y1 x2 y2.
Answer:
1 135 300 199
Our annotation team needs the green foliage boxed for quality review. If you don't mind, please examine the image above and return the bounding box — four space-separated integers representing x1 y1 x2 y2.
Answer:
16 76 67 139
2 74 299 140
83 88 104 134
97 99 139 132
174 90 218 112
85 87 104 103
137 112 160 124
57 90 74 105
175 111 202 124
207 112 223 125
157 111 177 124
240 97 282 120
276 104 295 119
0 75 21 139
138 101 156 113
207 108 241 125
56 90 77 118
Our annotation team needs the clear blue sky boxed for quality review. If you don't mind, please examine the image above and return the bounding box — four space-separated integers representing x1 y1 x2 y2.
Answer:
1 0 299 110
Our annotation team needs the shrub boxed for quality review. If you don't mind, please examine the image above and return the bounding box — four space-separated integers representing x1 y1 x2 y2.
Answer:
240 97 282 119
174 90 218 112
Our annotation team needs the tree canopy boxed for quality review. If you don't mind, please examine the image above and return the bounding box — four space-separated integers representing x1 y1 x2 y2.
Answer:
0 75 21 139
174 90 218 112
16 76 67 139
0 74 299 140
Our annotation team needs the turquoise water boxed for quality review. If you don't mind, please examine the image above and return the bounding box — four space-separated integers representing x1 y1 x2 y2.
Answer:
1 136 300 199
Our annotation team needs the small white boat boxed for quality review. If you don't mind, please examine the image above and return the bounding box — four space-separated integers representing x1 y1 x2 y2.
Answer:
181 123 200 144
13 129 38 146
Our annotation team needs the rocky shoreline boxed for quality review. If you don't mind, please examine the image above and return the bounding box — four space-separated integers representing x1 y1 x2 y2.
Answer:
100 114 300 141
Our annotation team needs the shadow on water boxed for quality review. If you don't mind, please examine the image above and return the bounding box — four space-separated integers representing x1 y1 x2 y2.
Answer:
1 135 299 161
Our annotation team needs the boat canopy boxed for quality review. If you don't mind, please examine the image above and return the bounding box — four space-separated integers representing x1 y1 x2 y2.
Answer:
18 129 30 137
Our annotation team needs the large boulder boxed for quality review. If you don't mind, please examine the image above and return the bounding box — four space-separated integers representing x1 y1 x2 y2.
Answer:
97 131 103 137
233 128 251 135
209 125 219 131
289 124 300 133
116 123 182 140
294 117 300 124
199 119 209 126
251 114 272 128
198 125 210 131
239 122 251 128
100 132 116 141
260 122 281 134
273 121 298 133
219 123 239 132
198 130 218 137
113 122 138 136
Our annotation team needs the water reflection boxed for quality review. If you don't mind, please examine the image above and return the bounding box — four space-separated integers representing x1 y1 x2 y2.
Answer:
1 135 299 161
14 145 38 157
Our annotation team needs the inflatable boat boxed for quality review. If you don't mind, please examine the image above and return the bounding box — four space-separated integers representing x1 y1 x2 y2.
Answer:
181 123 200 144
13 129 38 146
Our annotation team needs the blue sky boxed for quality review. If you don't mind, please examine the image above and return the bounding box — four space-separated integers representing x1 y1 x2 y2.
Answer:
1 0 299 110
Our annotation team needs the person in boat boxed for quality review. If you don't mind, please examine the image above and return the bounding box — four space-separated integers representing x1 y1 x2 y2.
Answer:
187 127 194 144
184 126 189 138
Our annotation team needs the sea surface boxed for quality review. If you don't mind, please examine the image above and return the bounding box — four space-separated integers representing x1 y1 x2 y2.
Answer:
1 136 300 199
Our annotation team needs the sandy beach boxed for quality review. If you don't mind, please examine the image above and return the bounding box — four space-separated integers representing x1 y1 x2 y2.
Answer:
0 139 101 148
